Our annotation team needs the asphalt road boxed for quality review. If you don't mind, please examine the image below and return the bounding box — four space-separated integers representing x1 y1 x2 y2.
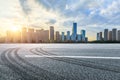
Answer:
0 44 120 80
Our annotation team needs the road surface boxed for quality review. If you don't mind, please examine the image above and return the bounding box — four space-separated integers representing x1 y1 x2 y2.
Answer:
0 44 120 80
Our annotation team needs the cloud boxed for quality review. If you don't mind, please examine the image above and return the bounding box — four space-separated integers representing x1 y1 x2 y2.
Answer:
46 19 57 25
19 0 31 15
0 0 120 40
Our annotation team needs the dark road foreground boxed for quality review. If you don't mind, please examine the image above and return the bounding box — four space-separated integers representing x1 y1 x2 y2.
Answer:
0 44 120 80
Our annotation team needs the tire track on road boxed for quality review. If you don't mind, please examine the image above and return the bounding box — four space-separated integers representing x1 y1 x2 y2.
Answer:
1 48 38 80
32 48 120 73
0 48 20 80
14 48 68 80
1 48 68 80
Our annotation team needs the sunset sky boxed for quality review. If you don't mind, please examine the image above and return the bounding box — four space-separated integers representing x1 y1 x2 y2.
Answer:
0 0 120 40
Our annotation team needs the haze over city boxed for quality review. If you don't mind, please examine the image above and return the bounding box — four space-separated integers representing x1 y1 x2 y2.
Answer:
1 0 120 80
0 0 120 41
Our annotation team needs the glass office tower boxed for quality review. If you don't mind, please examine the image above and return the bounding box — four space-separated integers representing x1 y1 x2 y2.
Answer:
72 23 77 41
81 30 86 41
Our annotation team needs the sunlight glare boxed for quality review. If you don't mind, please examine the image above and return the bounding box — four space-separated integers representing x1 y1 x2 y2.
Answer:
11 26 19 32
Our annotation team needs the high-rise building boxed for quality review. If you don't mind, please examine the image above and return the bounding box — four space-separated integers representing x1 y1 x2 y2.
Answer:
55 31 60 42
104 29 108 41
21 27 27 43
118 30 120 41
99 32 103 41
77 34 82 41
61 32 65 42
36 29 49 43
112 28 117 41
97 33 100 40
85 37 88 43
81 30 86 41
27 28 35 43
13 31 21 43
72 23 77 41
39 29 44 42
108 31 112 41
35 30 40 43
43 30 49 42
6 30 12 43
66 31 70 41
49 26 54 42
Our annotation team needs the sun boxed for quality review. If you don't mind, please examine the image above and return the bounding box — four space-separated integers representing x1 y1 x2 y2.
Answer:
11 26 19 31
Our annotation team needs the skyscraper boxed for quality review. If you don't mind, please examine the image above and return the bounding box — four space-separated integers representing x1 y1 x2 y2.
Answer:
61 32 65 42
49 26 54 42
66 31 70 41
97 33 100 40
13 31 21 43
108 31 112 41
81 30 86 41
99 32 103 41
43 30 49 42
118 30 120 41
72 23 77 41
77 34 82 41
104 29 108 41
35 30 40 43
27 28 35 43
85 37 88 43
55 31 60 42
6 30 12 43
112 28 117 41
21 27 27 43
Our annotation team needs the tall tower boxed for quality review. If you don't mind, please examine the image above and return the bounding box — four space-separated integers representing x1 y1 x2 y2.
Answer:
66 31 70 41
118 30 120 41
49 26 54 42
35 30 40 43
99 32 103 41
112 28 117 41
97 33 100 40
81 30 86 41
108 31 112 41
6 30 12 43
61 32 65 42
27 28 34 43
21 27 27 43
43 30 49 42
72 23 77 41
77 34 82 41
104 29 108 41
55 31 60 42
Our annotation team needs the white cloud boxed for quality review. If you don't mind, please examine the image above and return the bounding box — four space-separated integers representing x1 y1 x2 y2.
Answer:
100 1 120 16
0 0 120 40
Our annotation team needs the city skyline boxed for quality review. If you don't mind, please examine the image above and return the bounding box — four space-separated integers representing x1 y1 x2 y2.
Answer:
0 0 120 41
97 28 120 42
4 22 88 43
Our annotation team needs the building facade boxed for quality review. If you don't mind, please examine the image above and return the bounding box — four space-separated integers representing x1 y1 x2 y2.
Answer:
21 27 27 43
72 23 77 41
49 26 54 42
99 32 103 41
118 30 120 41
61 32 65 42
104 29 108 41
112 28 117 41
43 30 49 42
55 31 60 42
81 30 86 41
66 31 70 41
97 33 100 40
77 34 82 41
108 31 112 41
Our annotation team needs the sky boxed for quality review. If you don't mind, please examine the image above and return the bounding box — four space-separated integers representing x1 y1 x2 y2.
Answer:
0 0 120 40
